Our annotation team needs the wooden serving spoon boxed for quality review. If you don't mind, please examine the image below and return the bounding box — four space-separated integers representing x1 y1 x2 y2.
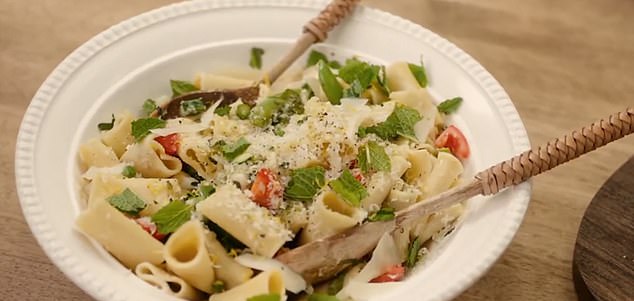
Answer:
158 0 361 119
275 108 634 284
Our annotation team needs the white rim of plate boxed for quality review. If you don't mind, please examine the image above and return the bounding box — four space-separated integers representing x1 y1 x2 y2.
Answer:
14 1 531 301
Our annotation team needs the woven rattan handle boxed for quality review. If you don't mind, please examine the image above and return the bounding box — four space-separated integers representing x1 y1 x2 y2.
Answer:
266 0 360 83
477 108 634 195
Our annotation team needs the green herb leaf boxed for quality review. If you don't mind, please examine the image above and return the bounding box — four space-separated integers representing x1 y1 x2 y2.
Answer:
437 97 463 114
170 79 198 97
215 105 231 116
205 220 246 252
211 280 225 293
358 141 391 173
307 50 328 67
284 166 326 201
142 99 158 117
98 114 115 131
327 272 345 295
408 62 428 88
221 138 250 162
179 98 206 116
131 117 166 141
363 105 421 141
250 89 303 127
199 183 216 198
338 58 380 97
329 169 368 207
151 200 192 234
107 188 146 215
247 293 280 301
308 293 341 301
182 163 204 182
318 60 343 105
405 236 423 269
249 47 265 70
368 207 395 222
121 165 136 178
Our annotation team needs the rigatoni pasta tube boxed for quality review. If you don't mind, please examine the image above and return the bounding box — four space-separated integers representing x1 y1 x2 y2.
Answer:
121 139 182 178
135 262 203 301
422 152 463 197
301 190 364 244
209 269 285 301
196 184 292 258
78 138 119 168
164 221 215 293
75 200 164 268
100 110 135 157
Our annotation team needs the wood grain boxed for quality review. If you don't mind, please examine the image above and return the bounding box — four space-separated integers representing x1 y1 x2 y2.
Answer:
573 157 634 301
1 0 632 300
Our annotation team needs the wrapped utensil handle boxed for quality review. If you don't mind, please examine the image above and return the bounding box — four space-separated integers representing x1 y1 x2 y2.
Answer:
476 107 634 195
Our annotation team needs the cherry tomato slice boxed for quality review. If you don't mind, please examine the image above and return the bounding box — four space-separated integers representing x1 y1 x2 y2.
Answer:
370 264 405 283
135 217 166 241
154 133 180 156
435 125 470 160
250 168 281 208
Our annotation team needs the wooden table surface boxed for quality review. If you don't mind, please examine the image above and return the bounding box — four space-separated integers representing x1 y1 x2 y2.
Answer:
1 0 632 300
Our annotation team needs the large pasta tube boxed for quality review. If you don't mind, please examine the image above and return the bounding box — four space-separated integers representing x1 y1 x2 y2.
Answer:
301 190 364 244
422 152 463 197
75 200 164 268
178 134 216 180
100 110 135 157
78 138 119 168
197 184 292 258
135 262 203 301
164 221 216 293
204 231 253 289
195 73 254 91
209 269 285 301
121 139 182 178
360 172 393 212
404 149 434 184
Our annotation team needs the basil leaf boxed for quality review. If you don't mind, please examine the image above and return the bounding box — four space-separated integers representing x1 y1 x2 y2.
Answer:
329 169 368 207
358 141 391 173
408 62 428 87
221 138 250 162
131 117 166 141
151 200 192 234
309 293 340 301
284 166 326 201
363 105 421 141
437 97 463 114
170 79 198 97
97 114 115 131
247 293 280 301
142 99 158 117
180 98 206 116
318 60 343 105
249 47 265 70
368 207 395 222
405 236 423 268
107 188 146 215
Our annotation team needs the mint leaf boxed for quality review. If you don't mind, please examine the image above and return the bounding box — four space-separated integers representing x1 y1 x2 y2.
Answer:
358 141 391 173
221 138 250 161
338 58 380 97
364 105 421 141
408 62 428 87
170 79 198 97
307 50 328 67
284 166 326 201
437 97 463 114
211 280 225 293
180 98 206 116
368 207 395 222
249 47 265 70
205 220 246 251
318 60 343 105
98 114 115 131
142 99 157 116
131 117 166 141
151 200 192 234
406 236 423 269
121 165 136 178
107 188 146 215
247 294 280 301
327 272 345 295
329 169 367 207
309 293 340 301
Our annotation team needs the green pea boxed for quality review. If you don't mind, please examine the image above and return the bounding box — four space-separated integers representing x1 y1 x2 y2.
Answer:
122 166 136 178
250 98 279 127
236 104 252 120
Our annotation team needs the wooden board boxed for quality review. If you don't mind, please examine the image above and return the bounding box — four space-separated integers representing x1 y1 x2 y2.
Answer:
573 156 634 301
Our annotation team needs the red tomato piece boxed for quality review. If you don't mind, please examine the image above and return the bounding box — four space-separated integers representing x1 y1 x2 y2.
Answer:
370 264 406 283
135 217 166 241
435 125 470 160
250 168 281 208
352 169 364 183
154 133 180 156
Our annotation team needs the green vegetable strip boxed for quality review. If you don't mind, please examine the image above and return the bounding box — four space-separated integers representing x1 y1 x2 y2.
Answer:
318 60 343 105
408 62 428 87
97 114 115 131
405 236 423 268
437 97 463 114
249 47 265 70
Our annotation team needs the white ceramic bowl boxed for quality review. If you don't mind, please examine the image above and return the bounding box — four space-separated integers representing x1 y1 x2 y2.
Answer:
15 1 531 300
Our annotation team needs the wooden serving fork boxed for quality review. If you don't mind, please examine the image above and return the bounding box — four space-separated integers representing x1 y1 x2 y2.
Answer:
275 108 634 284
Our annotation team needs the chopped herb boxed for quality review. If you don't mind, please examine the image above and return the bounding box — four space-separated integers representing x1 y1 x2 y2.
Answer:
318 60 343 105
170 79 198 97
236 103 252 120
97 114 115 131
205 220 246 252
250 89 303 127
338 58 380 97
307 50 328 67
405 236 423 269
211 280 225 293
328 60 342 69
247 293 280 301
284 166 326 201
437 147 451 153
121 165 136 178
221 138 250 161
249 47 265 70
199 183 216 198
342 79 365 98
327 272 345 295
107 188 146 216
182 163 204 182
131 117 166 141
273 125 285 137
142 99 158 116
408 62 428 87
308 294 340 301
151 200 192 234
301 83 315 98
375 65 390 95
368 207 395 222
215 105 231 116
362 105 421 141
179 98 206 116
437 97 463 114
329 169 368 207
358 141 391 173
